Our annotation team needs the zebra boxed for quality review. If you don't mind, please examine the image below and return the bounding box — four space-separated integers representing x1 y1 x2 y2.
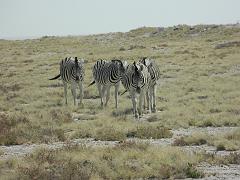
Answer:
49 57 84 106
88 59 127 108
140 57 160 113
121 61 151 118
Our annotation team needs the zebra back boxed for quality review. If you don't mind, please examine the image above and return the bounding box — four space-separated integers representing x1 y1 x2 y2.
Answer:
60 57 84 82
92 59 121 86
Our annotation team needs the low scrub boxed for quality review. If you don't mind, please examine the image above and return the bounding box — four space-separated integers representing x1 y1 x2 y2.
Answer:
14 145 202 179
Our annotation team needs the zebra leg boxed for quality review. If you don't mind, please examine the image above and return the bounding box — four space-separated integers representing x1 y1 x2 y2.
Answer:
101 85 107 106
131 91 139 119
152 85 157 113
71 82 77 106
78 81 84 107
97 83 103 107
63 82 68 105
105 86 111 107
138 91 144 117
114 83 120 108
146 90 151 113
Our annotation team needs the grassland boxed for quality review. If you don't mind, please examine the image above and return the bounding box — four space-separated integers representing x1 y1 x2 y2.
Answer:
0 24 240 179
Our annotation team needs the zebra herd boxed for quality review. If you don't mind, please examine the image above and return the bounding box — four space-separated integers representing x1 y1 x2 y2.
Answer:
49 57 160 118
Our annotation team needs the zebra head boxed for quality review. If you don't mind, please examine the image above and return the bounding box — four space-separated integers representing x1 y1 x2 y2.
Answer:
74 57 84 81
140 57 152 68
132 61 147 93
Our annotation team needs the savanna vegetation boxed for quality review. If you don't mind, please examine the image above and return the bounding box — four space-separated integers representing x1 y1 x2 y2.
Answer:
0 24 240 179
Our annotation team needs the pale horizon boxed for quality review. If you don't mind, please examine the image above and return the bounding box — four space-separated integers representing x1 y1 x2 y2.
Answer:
1 0 240 40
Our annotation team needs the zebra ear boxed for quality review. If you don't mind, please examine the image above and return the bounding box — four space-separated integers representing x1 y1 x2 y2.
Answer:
132 62 137 71
144 59 151 67
80 59 84 63
123 61 128 68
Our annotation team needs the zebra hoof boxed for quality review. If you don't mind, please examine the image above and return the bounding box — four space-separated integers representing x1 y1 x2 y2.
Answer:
146 110 152 114
152 109 157 113
134 114 139 119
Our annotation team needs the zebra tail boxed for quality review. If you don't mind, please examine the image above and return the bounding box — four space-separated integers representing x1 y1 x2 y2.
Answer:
120 89 128 95
49 74 61 80
88 80 95 87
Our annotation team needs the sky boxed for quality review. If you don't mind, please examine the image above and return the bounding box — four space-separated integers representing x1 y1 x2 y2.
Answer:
0 0 240 39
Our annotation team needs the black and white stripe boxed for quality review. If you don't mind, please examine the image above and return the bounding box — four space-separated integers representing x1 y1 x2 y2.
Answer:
140 57 160 112
121 61 150 118
89 59 126 108
49 57 84 106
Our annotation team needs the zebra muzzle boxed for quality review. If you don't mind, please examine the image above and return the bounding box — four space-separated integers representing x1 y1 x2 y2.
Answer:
136 87 141 94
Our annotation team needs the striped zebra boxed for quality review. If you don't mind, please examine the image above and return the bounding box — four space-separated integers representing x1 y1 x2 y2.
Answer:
49 57 84 106
89 59 127 108
121 61 150 118
140 57 160 112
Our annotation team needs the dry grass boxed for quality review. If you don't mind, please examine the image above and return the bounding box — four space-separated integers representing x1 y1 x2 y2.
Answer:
1 144 203 179
173 128 240 151
0 24 239 178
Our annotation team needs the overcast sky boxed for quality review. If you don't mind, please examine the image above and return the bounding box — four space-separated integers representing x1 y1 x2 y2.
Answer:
1 0 240 39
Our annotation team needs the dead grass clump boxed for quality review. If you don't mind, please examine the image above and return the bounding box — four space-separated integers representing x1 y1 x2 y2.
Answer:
128 125 173 139
17 148 94 180
0 84 22 93
83 90 99 99
50 108 72 124
146 115 159 122
119 47 126 51
112 108 132 117
0 112 30 145
216 144 226 151
215 41 240 49
116 140 149 151
199 120 214 127
185 163 204 178
173 137 188 146
173 134 208 146
94 126 126 141
213 153 240 165
128 45 146 50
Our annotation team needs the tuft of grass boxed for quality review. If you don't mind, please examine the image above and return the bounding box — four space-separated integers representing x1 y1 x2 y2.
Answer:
173 133 208 146
185 163 204 178
128 125 173 139
0 112 30 145
216 144 226 151
94 126 126 141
